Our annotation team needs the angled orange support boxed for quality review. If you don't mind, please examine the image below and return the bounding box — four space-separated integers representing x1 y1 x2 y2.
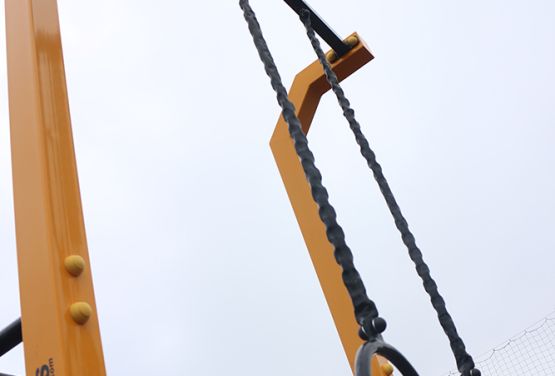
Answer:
270 33 388 375
5 0 106 374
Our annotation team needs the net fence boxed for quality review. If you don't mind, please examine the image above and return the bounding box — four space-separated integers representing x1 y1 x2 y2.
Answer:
443 312 555 376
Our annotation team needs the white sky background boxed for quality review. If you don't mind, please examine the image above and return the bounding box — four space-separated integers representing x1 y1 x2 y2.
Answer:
1 0 554 375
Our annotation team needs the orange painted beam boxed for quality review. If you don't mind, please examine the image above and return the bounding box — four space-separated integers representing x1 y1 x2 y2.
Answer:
270 33 382 373
5 0 106 374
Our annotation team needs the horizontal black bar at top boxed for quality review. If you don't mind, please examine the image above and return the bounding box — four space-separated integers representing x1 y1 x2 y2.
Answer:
0 319 22 358
283 0 352 58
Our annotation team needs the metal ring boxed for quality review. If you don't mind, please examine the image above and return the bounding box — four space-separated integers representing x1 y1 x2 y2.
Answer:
355 339 419 376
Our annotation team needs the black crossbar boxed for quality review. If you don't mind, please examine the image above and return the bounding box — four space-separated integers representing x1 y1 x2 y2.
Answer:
283 0 351 58
0 319 22 358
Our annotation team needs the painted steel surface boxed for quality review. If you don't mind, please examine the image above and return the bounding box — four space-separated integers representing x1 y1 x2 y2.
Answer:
5 0 106 374
283 0 351 57
270 33 381 372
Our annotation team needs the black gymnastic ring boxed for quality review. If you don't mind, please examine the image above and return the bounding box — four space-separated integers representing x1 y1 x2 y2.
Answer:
355 339 419 376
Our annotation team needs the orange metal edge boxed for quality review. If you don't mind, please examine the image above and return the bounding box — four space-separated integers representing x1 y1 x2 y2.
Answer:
269 33 386 374
5 0 106 374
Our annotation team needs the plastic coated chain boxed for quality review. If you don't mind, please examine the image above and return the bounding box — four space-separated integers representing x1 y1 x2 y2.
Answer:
300 11 480 376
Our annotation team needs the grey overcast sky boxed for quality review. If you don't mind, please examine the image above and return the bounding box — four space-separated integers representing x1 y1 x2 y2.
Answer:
1 1 554 375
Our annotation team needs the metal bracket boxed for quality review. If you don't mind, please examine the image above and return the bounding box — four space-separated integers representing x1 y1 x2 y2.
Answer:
270 32 373 371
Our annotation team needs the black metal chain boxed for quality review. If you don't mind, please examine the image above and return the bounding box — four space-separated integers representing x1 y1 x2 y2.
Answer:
299 11 480 376
238 0 385 336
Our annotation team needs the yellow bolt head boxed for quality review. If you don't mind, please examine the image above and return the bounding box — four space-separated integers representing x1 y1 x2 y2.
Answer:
381 362 394 375
64 255 86 277
326 50 338 63
345 35 360 48
70 302 92 325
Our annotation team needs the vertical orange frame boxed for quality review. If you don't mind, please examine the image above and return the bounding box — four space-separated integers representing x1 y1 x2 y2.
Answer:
5 0 106 374
270 33 386 374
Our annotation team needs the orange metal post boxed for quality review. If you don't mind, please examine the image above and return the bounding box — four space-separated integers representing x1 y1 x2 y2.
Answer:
270 33 386 373
5 0 106 374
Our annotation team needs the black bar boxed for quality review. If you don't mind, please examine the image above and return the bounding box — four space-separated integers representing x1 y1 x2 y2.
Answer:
0 319 22 357
283 0 352 57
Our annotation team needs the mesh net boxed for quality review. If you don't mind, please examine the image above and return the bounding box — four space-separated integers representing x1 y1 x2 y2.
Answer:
443 312 555 376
